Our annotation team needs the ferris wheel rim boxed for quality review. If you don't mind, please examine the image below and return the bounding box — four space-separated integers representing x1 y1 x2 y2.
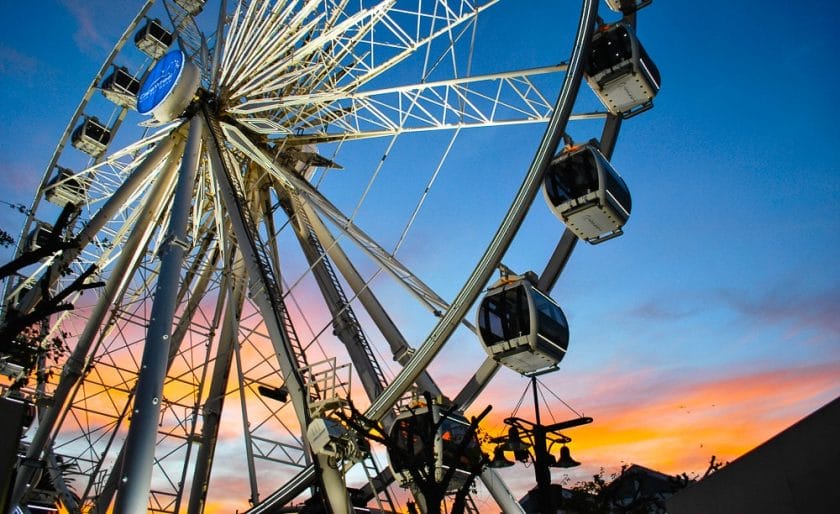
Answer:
2 1 626 512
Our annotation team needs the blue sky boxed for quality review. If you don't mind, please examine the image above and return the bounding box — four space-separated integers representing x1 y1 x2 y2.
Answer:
1 0 838 508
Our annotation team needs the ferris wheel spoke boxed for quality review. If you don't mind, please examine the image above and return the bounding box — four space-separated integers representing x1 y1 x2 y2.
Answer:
293 196 443 397
338 0 498 91
220 121 459 324
17 129 182 317
221 0 499 139
298 187 452 317
234 3 356 96
227 2 391 101
163 0 207 68
224 0 493 99
230 64 572 140
223 2 326 96
220 0 302 89
69 125 177 196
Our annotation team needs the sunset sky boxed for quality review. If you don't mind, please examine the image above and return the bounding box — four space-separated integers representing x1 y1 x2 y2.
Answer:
1 0 838 511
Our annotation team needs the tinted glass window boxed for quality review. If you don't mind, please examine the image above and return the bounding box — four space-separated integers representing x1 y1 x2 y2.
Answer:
391 414 432 471
597 152 631 213
587 24 633 75
391 413 479 472
441 418 481 470
479 286 530 344
545 150 598 206
531 289 569 351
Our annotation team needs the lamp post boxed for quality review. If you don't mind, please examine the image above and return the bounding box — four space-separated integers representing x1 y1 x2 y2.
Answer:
490 376 592 514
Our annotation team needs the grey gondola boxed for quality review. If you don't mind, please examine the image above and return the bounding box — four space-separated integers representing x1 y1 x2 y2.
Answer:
134 18 173 58
24 221 54 255
0 294 34 376
44 167 89 208
174 0 206 15
477 278 569 376
585 22 660 117
101 66 140 109
543 142 631 244
71 116 111 157
388 404 482 490
605 0 651 14
3 280 32 312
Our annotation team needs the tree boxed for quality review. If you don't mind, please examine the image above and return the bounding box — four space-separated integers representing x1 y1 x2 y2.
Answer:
562 456 726 513
335 393 492 514
0 229 14 248
0 204 103 389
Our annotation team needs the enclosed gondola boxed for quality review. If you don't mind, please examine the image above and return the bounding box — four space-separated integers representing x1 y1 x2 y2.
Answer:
71 116 111 157
477 276 569 376
101 66 140 109
174 0 206 15
584 22 660 117
542 142 631 244
134 18 173 58
44 167 89 208
4 278 30 306
24 221 54 255
605 0 651 14
388 402 482 491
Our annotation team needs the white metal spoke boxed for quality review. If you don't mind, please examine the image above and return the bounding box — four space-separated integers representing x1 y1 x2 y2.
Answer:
219 1 500 138
229 65 571 139
219 122 459 319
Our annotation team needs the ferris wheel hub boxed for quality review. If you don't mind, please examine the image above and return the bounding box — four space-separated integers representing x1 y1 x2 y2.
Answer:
137 50 201 123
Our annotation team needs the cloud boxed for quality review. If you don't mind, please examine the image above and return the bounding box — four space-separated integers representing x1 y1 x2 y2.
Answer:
619 274 839 331
611 279 840 367
58 0 127 58
477 358 840 500
570 361 839 475
623 297 697 322
0 43 39 77
717 284 840 343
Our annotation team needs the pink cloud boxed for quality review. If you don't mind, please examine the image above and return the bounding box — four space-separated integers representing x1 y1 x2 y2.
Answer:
0 43 39 76
485 360 840 492
717 285 840 343
58 0 127 58
463 353 840 506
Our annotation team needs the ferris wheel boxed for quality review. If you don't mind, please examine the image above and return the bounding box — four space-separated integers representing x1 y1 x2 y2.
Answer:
1 0 660 512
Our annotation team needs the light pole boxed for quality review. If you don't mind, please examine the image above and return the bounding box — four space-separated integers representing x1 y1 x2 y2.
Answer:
490 376 592 514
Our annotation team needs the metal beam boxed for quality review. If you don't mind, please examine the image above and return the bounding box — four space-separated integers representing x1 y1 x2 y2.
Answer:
9 132 186 513
284 194 387 401
114 116 204 514
187 250 246 514
204 111 351 513
296 197 441 397
16 129 181 318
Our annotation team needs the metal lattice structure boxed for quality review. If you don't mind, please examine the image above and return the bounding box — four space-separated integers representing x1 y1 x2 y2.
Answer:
0 0 656 512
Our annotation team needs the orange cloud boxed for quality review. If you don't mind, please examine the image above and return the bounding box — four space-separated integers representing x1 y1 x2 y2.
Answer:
555 362 837 478
473 361 840 501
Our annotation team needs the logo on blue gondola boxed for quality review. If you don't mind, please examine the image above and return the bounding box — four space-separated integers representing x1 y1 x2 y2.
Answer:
137 50 186 115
